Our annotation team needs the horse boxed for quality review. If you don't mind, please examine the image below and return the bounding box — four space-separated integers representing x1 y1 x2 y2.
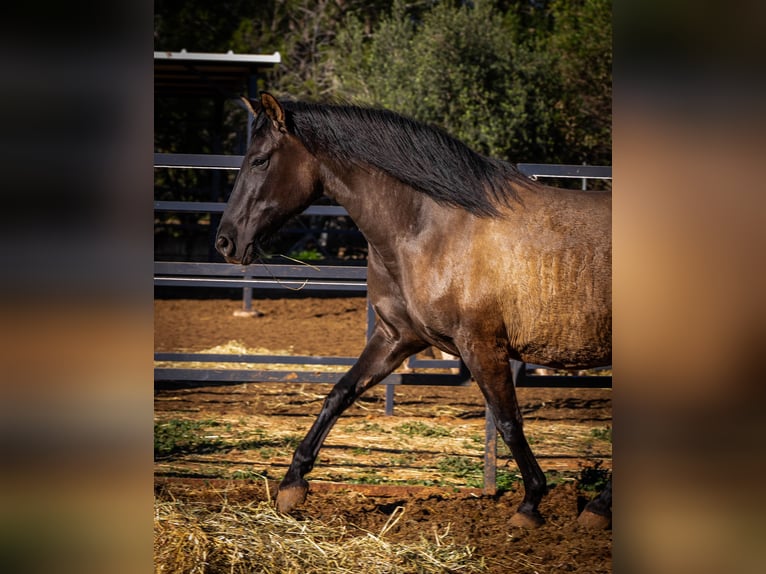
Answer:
215 93 612 528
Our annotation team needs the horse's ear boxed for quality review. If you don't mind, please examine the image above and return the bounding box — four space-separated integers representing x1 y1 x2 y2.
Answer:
240 96 259 117
260 92 286 132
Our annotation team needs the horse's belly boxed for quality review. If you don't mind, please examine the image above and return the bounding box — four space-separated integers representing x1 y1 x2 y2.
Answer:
517 335 611 369
399 220 611 370
502 241 611 369
511 302 612 369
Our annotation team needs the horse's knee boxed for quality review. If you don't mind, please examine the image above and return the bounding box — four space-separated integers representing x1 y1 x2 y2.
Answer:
323 379 359 412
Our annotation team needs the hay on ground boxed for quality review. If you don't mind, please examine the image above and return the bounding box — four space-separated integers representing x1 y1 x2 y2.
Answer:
154 497 486 574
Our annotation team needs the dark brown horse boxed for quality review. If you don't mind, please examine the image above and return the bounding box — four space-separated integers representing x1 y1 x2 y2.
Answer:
216 93 612 528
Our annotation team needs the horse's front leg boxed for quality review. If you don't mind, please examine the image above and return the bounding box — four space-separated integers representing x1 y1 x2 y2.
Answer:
276 325 426 513
460 347 548 528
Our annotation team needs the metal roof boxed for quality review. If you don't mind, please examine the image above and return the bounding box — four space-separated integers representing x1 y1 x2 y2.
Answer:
154 50 281 97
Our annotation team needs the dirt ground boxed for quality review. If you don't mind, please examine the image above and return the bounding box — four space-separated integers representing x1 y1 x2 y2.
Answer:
155 295 612 573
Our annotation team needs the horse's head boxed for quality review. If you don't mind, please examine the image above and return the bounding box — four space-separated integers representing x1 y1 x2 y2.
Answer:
215 93 323 265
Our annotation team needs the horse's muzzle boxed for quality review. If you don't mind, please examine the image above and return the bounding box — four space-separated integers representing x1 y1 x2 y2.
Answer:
215 233 237 261
215 231 257 265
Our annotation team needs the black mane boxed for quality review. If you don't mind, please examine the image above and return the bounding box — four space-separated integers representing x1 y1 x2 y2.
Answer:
272 100 530 216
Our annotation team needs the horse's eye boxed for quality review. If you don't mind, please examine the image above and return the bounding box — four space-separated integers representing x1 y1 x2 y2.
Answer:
251 157 269 170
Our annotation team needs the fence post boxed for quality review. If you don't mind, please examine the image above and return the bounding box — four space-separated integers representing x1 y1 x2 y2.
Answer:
233 269 257 317
483 402 497 495
243 283 253 313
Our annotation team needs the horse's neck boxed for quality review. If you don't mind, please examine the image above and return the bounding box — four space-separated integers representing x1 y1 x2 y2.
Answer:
320 161 430 256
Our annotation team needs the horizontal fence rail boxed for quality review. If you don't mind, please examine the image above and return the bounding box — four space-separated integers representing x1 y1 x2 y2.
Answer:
154 201 347 216
154 261 367 291
154 153 243 169
153 152 613 179
518 163 612 179
154 154 611 216
154 156 612 493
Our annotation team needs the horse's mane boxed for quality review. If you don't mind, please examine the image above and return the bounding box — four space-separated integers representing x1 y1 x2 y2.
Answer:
267 100 530 216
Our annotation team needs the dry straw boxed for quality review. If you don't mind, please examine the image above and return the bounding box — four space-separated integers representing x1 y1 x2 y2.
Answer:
154 496 486 573
154 341 349 372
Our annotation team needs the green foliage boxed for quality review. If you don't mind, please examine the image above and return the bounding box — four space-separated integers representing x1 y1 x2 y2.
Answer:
387 453 417 467
228 1 397 99
394 421 452 438
578 460 611 492
437 456 483 487
288 248 324 261
546 0 612 164
155 1 612 166
352 469 385 485
332 1 525 159
154 419 225 459
328 0 610 164
154 419 302 460
496 469 522 492
590 425 612 443
155 0 263 53
234 434 297 451
348 421 388 434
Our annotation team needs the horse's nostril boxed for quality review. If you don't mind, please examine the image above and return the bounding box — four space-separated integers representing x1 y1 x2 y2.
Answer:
216 234 234 256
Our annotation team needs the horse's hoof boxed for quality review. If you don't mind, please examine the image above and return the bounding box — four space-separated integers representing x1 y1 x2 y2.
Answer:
577 509 611 529
275 483 308 514
510 511 544 528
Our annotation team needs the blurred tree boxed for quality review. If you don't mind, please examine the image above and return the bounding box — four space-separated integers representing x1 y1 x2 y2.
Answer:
155 0 611 164
546 0 612 165
328 0 610 164
154 0 263 52
229 0 397 99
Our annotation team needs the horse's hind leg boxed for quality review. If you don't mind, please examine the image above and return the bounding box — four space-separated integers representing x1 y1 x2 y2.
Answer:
461 351 547 527
276 322 426 513
578 477 612 528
